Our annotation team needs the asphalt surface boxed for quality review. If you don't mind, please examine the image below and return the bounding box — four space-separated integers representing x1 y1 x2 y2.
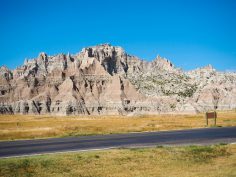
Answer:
0 127 236 158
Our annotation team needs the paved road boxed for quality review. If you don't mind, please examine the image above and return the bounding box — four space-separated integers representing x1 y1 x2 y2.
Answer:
0 127 236 158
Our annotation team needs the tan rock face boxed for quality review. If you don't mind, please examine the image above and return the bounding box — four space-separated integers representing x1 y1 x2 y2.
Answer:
0 44 236 115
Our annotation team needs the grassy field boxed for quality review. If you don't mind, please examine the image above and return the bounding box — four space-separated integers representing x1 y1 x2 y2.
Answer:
0 111 236 140
0 144 235 177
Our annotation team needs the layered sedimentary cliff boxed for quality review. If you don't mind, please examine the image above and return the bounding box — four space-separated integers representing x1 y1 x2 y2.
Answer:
1 44 236 115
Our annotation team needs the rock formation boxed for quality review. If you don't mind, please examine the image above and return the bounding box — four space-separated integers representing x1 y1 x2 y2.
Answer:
0 44 236 115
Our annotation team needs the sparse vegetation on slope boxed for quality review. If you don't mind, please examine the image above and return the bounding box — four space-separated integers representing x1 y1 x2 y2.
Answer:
1 44 236 115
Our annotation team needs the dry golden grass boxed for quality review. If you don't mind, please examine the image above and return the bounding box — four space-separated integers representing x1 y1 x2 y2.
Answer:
0 111 236 140
0 144 235 177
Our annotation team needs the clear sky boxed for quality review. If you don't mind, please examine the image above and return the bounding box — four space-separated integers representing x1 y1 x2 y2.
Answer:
0 0 235 71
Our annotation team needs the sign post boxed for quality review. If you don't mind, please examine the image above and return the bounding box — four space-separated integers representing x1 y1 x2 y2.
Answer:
205 111 217 126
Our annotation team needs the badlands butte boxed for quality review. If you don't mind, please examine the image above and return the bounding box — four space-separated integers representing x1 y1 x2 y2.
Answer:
0 44 236 115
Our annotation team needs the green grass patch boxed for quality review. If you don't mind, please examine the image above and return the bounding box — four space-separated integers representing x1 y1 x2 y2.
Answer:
0 144 235 177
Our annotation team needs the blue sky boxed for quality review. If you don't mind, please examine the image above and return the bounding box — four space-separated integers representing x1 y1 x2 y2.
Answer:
0 0 236 71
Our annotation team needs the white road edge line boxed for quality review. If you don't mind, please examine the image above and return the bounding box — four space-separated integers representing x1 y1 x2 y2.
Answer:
0 147 118 159
0 144 158 159
1 142 236 159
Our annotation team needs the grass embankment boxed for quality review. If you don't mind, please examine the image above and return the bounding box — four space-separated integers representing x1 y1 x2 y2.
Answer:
0 144 235 177
0 111 236 140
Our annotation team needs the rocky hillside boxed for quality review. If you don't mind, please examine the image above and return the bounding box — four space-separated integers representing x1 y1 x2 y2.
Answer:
0 44 236 115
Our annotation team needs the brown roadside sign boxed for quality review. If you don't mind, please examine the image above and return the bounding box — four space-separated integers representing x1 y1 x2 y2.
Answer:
205 111 217 126
206 112 217 119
